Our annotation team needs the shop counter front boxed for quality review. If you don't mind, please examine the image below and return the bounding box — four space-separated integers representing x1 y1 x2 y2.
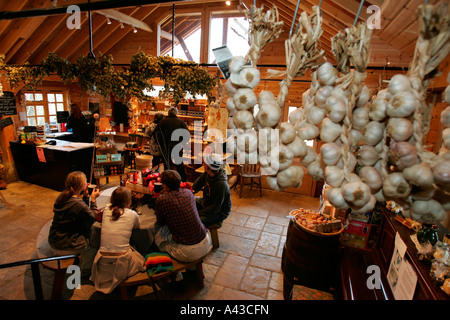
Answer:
10 139 94 191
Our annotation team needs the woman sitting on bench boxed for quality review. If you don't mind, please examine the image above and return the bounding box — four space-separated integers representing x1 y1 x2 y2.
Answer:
90 187 146 294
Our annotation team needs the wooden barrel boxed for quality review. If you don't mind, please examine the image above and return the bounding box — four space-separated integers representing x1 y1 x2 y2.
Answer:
281 219 341 299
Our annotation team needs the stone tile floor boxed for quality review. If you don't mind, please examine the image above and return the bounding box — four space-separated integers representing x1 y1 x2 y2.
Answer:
0 179 319 300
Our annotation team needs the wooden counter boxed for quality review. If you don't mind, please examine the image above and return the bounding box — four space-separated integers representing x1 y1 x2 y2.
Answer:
340 208 449 300
10 139 94 191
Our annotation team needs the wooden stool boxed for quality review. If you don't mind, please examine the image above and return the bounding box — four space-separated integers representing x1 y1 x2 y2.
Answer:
207 223 222 249
36 221 78 300
119 257 205 300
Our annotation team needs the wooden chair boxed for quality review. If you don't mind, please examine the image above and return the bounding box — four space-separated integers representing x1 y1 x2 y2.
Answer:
118 257 205 300
236 164 262 198
123 134 143 169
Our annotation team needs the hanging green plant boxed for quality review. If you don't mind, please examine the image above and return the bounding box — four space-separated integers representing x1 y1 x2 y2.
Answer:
0 51 217 104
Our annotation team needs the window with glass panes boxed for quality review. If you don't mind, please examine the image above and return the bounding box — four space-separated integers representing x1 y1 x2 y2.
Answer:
25 92 66 126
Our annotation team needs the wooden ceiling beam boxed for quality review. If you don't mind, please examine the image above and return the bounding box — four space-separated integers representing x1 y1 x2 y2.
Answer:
95 8 153 32
9 15 67 64
29 14 89 63
93 6 160 57
57 13 108 61
68 7 141 60
0 1 30 35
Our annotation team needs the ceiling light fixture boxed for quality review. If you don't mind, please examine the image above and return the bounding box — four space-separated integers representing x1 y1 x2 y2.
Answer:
120 22 124 29
106 17 111 24
133 26 137 33
226 1 231 5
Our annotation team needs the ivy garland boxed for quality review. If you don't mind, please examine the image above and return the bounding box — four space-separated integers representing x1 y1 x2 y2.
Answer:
0 51 217 104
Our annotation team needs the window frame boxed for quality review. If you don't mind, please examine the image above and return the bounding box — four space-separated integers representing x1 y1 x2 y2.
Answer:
24 90 68 127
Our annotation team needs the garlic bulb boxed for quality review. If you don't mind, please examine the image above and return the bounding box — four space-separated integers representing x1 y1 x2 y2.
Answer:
350 129 363 152
286 136 308 157
233 88 257 110
230 67 260 88
256 103 281 128
233 110 254 130
443 128 450 149
356 85 370 108
388 74 412 96
441 106 450 127
297 122 319 140
229 56 247 74
288 107 304 125
228 116 237 130
236 131 258 153
342 180 372 208
352 107 369 130
351 195 376 214
387 118 413 141
325 165 345 188
411 199 446 223
359 166 382 193
300 146 317 166
307 106 326 125
432 160 450 191
357 145 379 166
258 90 277 105
327 187 349 210
266 175 281 191
369 97 388 121
277 165 304 188
374 188 386 203
225 78 239 96
382 172 412 199
279 122 296 144
320 142 342 166
402 163 434 188
411 186 435 201
307 160 325 181
363 121 384 145
375 88 391 101
389 141 419 170
444 86 450 104
386 91 418 118
317 62 338 86
226 135 237 154
315 86 333 107
278 144 294 171
320 117 342 142
226 98 237 116
326 95 347 123
258 128 278 154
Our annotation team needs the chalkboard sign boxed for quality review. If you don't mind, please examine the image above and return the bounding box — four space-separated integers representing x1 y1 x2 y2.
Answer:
0 91 17 116
56 111 69 123
0 117 13 128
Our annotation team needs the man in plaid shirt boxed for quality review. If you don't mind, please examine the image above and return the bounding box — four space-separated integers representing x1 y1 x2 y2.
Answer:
154 170 212 262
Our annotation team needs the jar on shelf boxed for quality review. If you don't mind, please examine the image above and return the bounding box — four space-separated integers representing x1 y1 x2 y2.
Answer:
417 224 439 246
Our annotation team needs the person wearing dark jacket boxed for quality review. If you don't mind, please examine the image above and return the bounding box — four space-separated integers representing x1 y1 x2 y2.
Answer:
66 104 90 142
49 171 99 255
155 107 189 182
192 153 232 227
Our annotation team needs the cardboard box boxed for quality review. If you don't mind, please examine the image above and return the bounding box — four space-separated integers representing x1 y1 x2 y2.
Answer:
340 219 371 250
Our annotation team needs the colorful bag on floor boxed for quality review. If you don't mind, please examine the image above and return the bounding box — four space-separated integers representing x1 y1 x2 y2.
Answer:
144 252 174 277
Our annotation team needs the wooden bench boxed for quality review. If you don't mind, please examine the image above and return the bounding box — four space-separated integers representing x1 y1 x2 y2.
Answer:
36 221 79 300
207 222 222 249
118 257 205 300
